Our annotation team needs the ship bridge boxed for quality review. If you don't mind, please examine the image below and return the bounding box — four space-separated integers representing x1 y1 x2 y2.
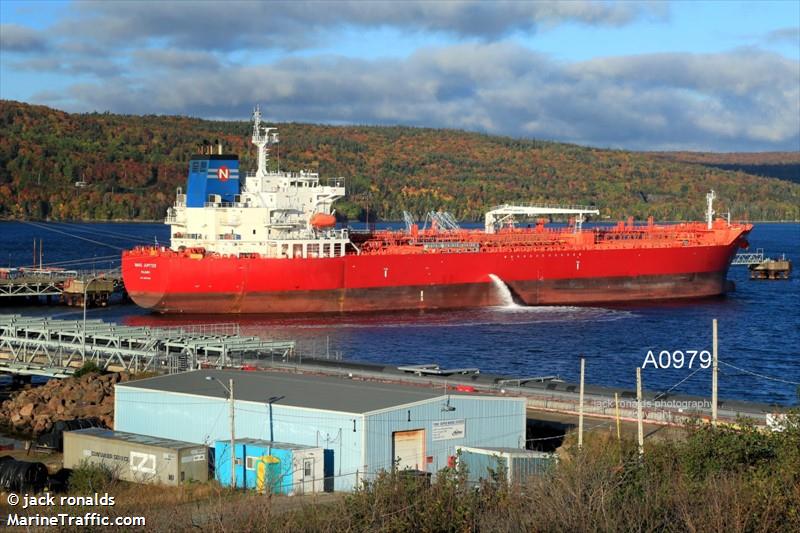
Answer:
485 204 600 233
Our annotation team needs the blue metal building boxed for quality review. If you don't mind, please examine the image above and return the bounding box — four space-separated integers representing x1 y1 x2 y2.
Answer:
115 369 526 491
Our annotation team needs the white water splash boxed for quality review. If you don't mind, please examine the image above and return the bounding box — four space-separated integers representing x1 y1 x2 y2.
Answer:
488 273 521 308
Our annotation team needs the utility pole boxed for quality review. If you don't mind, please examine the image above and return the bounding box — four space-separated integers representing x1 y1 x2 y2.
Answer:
578 357 585 450
712 319 718 427
229 378 235 489
39 239 42 270
636 367 644 458
206 376 236 489
81 275 101 360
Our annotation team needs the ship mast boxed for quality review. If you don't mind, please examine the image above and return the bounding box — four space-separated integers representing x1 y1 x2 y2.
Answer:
706 190 716 229
251 105 279 177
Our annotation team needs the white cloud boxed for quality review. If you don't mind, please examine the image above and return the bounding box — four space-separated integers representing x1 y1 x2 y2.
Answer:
0 23 49 52
34 43 798 152
59 0 664 51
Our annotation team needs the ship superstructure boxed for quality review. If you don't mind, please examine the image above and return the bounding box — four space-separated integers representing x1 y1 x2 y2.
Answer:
167 106 348 259
122 107 752 314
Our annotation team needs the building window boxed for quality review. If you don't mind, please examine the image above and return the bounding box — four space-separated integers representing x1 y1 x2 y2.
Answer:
304 459 312 477
246 456 257 471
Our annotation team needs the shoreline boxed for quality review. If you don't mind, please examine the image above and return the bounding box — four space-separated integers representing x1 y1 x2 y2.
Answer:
1 218 799 224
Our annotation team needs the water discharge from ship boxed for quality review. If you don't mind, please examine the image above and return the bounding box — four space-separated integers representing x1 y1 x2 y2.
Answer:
488 274 523 309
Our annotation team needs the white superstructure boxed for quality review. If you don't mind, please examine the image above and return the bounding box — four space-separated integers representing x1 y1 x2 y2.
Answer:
167 106 348 258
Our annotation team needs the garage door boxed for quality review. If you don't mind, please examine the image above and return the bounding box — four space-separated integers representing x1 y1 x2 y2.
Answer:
393 429 425 470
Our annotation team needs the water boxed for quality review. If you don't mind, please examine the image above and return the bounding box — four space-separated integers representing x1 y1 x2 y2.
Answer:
488 273 519 308
1 221 798 405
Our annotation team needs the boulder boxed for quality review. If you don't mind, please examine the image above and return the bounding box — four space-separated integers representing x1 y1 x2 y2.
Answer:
0 372 125 435
19 403 35 418
47 397 63 411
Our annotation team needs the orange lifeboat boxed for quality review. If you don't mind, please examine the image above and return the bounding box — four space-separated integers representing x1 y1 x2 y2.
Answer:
310 212 336 229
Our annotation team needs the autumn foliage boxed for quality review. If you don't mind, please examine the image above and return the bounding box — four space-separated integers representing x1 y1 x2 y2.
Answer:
1 100 798 222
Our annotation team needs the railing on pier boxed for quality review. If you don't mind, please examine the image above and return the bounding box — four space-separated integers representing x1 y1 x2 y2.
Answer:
0 268 123 299
731 248 765 265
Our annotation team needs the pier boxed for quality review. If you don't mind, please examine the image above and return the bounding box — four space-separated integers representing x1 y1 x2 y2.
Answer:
731 249 793 280
0 268 124 306
0 314 295 377
749 256 792 280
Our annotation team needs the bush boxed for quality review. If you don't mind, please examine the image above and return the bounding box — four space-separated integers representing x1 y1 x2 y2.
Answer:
68 460 117 493
73 361 103 378
270 421 800 533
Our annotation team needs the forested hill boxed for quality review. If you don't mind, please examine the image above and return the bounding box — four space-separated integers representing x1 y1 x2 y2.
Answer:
1 100 798 222
649 151 800 185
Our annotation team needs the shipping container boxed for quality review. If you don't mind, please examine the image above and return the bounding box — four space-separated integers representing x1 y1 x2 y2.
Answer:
215 438 331 494
456 446 557 485
63 428 208 485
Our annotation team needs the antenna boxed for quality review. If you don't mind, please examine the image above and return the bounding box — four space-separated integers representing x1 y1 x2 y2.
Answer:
706 190 716 229
251 104 279 176
441 380 456 412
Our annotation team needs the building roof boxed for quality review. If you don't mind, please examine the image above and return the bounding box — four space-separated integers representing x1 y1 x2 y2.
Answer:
117 369 451 414
68 427 204 451
217 438 320 451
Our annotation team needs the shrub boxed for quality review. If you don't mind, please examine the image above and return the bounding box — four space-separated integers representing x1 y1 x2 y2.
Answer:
68 460 118 493
73 361 103 378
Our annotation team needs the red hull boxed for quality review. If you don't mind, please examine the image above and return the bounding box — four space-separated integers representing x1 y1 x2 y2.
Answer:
122 229 749 313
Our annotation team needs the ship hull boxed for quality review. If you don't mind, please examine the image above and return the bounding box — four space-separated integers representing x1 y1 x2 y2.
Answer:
123 239 744 314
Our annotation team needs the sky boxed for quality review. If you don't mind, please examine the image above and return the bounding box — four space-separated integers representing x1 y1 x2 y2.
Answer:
1 0 798 152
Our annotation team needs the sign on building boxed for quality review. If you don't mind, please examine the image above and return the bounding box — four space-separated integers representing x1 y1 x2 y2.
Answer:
432 419 466 441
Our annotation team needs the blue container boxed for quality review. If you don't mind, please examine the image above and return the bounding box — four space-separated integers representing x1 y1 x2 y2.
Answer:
215 439 330 494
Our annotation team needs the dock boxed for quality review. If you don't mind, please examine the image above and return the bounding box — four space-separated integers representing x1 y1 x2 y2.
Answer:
731 249 793 280
0 268 124 306
749 256 792 280
0 314 295 377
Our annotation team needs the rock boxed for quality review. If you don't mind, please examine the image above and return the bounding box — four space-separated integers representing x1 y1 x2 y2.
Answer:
47 397 63 411
0 372 123 435
83 389 105 405
32 414 51 434
19 403 35 418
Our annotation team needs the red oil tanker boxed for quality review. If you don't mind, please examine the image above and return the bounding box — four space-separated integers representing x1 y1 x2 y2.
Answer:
122 106 752 314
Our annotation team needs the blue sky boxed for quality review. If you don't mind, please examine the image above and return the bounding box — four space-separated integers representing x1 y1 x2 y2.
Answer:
1 0 798 151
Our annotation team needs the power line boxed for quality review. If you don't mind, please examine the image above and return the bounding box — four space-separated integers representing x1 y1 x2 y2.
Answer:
22 221 126 251
718 360 800 386
54 222 159 244
652 365 707 401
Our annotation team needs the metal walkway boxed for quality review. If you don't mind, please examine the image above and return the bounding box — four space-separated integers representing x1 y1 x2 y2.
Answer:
731 248 765 265
0 269 123 298
0 314 295 377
